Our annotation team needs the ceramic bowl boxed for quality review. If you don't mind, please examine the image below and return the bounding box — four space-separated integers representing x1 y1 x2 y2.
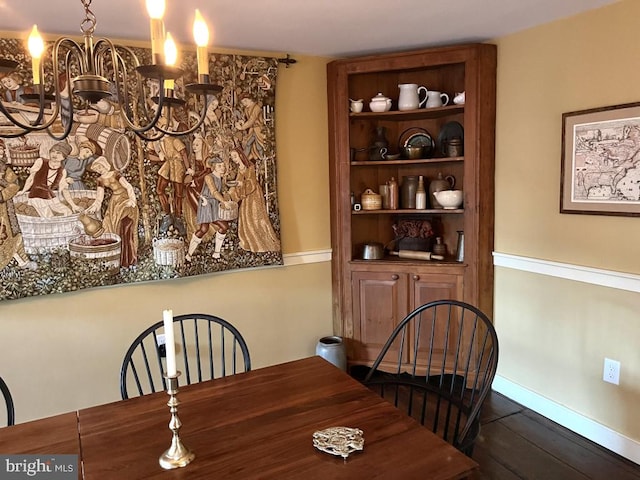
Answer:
433 190 463 209
369 102 388 112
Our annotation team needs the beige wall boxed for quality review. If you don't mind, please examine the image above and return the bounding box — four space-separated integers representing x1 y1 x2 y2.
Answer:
494 0 640 441
0 52 334 422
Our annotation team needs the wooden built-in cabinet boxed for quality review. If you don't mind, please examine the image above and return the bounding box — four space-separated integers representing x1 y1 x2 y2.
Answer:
327 44 496 371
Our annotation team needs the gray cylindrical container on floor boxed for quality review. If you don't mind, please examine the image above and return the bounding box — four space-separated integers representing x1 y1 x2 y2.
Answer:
316 336 347 371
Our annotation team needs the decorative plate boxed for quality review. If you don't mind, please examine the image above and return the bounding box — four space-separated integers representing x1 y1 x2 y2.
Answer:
312 426 364 459
437 121 464 156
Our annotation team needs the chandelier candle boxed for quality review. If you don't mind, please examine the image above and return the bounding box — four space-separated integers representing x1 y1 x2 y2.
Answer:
146 0 166 65
27 25 44 85
162 309 177 377
193 9 210 80
163 33 177 91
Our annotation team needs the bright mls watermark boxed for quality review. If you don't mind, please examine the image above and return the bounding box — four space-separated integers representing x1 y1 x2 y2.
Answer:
0 455 77 479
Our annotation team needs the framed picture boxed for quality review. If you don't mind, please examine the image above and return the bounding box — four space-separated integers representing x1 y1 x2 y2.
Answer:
561 102 640 216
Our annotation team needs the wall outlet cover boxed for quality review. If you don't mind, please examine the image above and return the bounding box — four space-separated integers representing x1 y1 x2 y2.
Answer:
603 358 620 385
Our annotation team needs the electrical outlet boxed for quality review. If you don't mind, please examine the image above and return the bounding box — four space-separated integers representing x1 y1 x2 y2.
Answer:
156 334 167 358
603 358 620 385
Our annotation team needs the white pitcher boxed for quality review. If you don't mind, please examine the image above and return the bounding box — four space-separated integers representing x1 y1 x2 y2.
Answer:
398 83 428 111
425 91 450 108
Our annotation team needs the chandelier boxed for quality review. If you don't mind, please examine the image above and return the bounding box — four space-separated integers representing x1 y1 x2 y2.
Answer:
0 0 220 141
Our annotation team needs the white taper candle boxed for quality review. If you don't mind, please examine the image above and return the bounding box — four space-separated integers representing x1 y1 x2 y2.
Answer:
162 309 177 376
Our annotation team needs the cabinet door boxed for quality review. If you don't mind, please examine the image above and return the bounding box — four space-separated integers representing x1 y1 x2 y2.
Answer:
351 270 409 364
409 273 464 374
410 272 463 309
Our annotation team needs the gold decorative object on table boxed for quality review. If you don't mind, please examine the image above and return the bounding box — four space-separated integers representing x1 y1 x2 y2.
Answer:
312 426 364 460
159 373 195 470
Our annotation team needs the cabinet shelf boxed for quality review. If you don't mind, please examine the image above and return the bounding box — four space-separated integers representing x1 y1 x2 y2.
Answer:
351 257 463 266
353 208 463 215
351 157 463 166
349 105 464 120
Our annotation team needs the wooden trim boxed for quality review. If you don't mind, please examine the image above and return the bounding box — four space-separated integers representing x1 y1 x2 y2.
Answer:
493 252 640 293
493 375 640 465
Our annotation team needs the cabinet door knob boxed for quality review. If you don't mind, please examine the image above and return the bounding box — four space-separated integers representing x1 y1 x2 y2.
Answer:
391 274 399 280
413 275 420 281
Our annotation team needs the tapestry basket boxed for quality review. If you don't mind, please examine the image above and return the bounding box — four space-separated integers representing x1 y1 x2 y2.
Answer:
8 144 40 167
14 190 98 253
153 238 185 267
68 233 121 273
218 201 239 221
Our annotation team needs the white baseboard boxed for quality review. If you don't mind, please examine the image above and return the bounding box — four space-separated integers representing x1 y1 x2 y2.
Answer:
493 375 640 465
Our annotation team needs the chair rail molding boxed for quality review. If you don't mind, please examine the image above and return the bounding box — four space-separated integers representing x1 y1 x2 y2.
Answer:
493 252 640 293
283 249 332 266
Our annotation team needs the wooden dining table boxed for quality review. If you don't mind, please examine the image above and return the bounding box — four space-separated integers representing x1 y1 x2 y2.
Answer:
0 356 478 479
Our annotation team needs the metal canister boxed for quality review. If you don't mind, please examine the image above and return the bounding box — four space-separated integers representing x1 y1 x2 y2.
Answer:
455 230 465 262
446 136 464 157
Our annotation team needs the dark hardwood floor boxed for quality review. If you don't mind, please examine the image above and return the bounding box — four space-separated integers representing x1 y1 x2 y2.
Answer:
472 391 640 479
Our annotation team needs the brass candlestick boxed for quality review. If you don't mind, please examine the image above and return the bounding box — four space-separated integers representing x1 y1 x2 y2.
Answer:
159 373 195 469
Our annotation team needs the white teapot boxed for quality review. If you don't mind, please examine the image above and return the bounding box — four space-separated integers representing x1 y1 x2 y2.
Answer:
369 93 392 112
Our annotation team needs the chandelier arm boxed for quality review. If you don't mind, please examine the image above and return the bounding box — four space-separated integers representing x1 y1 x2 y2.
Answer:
0 102 36 137
48 36 89 124
101 42 212 138
0 39 76 137
91 39 168 136
128 105 183 142
117 81 168 135
43 50 81 141
0 98 55 134
131 95 209 141
110 43 161 124
168 97 208 136
134 104 207 142
110 47 142 130
89 39 141 127
53 37 87 79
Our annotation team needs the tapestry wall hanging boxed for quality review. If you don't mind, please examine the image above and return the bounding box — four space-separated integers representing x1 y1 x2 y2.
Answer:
0 38 282 301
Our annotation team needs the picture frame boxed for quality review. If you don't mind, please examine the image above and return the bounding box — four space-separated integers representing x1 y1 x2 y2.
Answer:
561 101 640 216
